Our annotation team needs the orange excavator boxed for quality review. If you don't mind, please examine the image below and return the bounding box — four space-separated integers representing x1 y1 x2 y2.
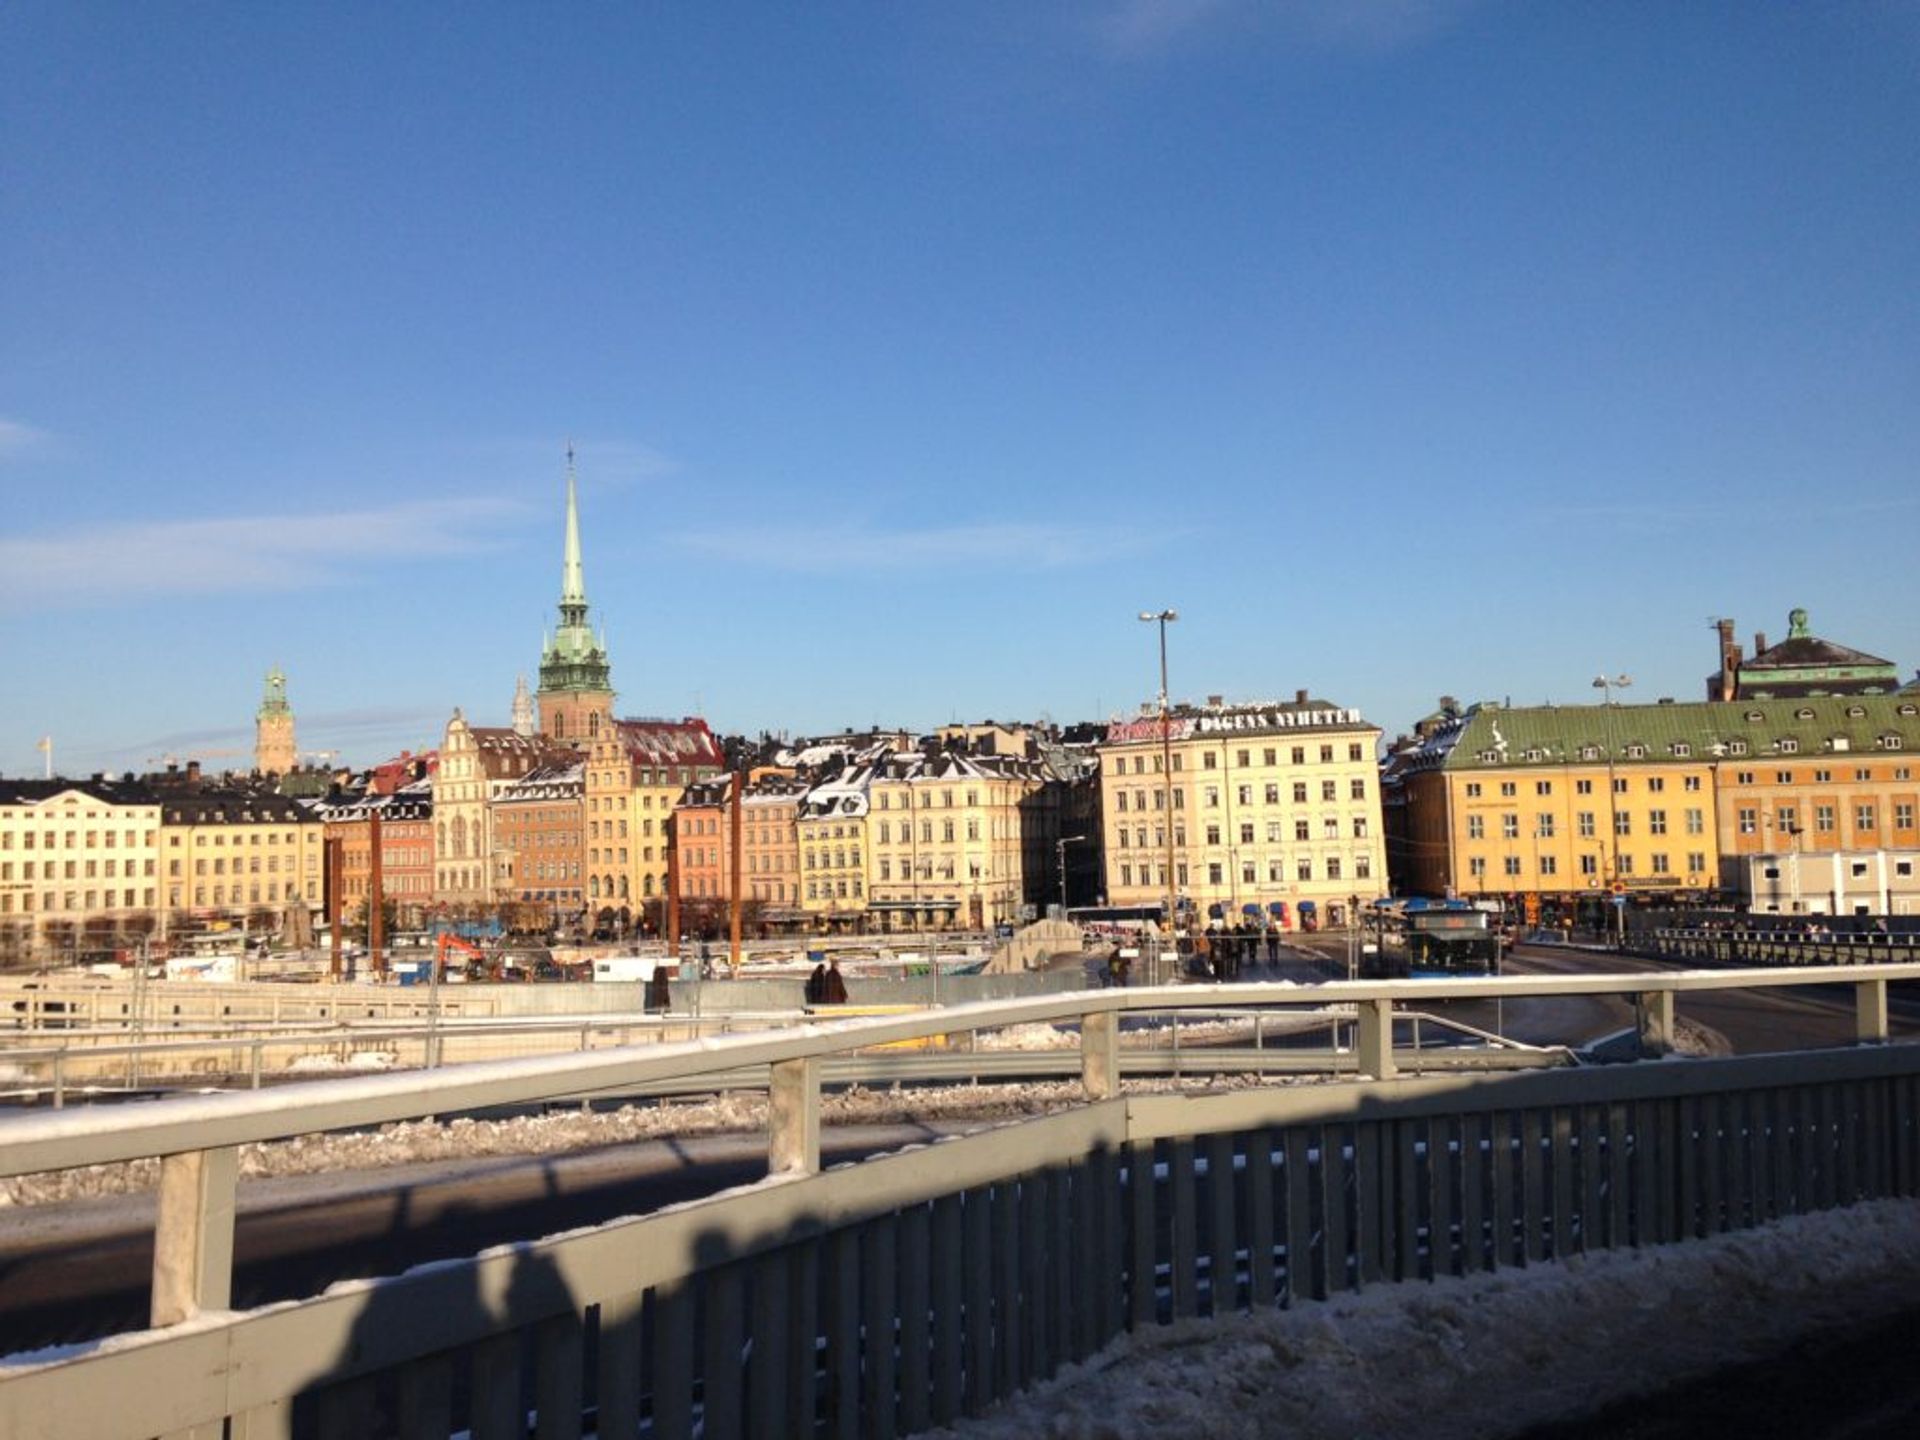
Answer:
434 931 491 982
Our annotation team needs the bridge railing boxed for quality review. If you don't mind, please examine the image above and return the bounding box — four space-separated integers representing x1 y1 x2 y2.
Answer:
3 966 1919 1439
1651 927 1920 968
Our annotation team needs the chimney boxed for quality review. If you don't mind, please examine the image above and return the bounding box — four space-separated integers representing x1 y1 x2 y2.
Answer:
1714 618 1742 702
1207 694 1224 708
1295 688 1309 704
1754 631 1767 656
187 760 201 781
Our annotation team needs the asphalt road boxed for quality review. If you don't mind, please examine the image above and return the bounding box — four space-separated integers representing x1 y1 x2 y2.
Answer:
0 1120 986 1352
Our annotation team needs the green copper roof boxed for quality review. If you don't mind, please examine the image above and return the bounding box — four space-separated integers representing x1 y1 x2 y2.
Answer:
539 451 612 696
257 665 291 719
1421 694 1920 771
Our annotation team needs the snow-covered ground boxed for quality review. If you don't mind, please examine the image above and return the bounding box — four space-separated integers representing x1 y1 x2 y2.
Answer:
920 1198 1920 1440
0 1075 1303 1207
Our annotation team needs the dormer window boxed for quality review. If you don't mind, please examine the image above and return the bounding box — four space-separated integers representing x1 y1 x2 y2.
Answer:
1672 743 1691 758
1831 736 1851 753
1745 710 1765 723
1900 704 1917 718
1727 741 1748 756
1846 705 1866 718
1795 707 1816 720
1778 739 1798 754
1579 745 1601 762
1623 744 1646 759
1885 735 1905 751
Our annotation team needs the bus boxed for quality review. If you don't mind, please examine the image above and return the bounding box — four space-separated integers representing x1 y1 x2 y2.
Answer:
1361 899 1501 979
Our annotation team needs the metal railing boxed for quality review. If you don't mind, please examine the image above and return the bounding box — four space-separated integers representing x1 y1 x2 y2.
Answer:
0 1004 1561 1107
2 964 1918 1440
1651 927 1920 968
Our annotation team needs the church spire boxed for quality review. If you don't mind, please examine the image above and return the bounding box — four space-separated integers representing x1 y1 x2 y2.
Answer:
536 444 614 745
561 440 586 613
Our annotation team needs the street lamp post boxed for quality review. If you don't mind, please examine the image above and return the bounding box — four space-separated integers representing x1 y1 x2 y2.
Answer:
1139 610 1180 939
1057 834 1087 917
1592 672 1632 949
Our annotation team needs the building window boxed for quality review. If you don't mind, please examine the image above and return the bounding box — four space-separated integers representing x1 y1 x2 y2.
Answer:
1577 812 1595 838
1686 808 1705 835
1576 779 1593 795
1856 805 1877 832
1355 856 1371 880
1649 810 1668 836
1501 814 1518 840
1294 820 1310 842
1539 855 1557 876
1465 782 1482 798
1503 856 1521 876
1468 816 1484 840
1579 855 1597 876
1650 853 1669 875
1738 808 1757 835
1207 863 1223 884
1350 779 1366 801
1615 813 1632 837
1469 857 1486 878
1297 858 1312 881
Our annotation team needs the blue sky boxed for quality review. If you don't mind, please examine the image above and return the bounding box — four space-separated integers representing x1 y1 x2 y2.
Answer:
4 2 1917 778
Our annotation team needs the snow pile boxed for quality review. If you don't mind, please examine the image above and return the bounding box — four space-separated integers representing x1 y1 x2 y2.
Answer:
974 1014 1333 1052
0 1075 1297 1207
285 1051 400 1074
921 1199 1920 1440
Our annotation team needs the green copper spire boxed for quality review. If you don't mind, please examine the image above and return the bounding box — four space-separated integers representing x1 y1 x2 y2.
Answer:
539 446 613 699
258 665 291 719
561 441 587 615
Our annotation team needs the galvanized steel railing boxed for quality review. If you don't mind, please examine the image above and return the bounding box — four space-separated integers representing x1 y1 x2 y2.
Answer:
2 966 1918 1440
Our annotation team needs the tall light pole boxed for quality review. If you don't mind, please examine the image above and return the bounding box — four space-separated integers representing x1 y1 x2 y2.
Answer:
1139 610 1180 938
1592 672 1632 947
1057 834 1086 916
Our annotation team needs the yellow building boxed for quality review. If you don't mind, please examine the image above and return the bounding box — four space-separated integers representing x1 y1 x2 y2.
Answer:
0 778 162 962
584 717 727 913
796 759 876 930
157 786 324 938
433 711 567 907
866 749 1056 931
1389 695 1920 916
1097 693 1386 929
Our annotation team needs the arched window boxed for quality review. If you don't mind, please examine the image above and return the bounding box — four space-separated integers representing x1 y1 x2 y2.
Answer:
643 873 655 897
618 875 629 898
451 815 468 859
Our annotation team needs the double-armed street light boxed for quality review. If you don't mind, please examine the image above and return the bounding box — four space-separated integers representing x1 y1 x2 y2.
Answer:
1139 610 1180 937
1057 834 1087 916
1592 672 1632 948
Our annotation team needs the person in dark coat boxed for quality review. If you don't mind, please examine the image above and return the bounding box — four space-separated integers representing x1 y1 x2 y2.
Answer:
805 962 827 1005
646 964 672 1014
822 960 850 1005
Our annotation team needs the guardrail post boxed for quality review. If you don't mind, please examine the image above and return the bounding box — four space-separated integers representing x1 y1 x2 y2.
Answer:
1855 979 1889 1045
152 1145 238 1326
1356 999 1395 1079
1081 1010 1119 1100
769 1056 820 1176
1637 990 1676 1056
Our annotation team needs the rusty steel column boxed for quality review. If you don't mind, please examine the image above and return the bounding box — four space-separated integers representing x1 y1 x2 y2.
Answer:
325 834 344 981
368 807 385 979
666 815 681 959
730 772 745 976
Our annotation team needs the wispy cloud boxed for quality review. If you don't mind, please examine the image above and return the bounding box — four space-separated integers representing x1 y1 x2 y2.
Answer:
0 417 54 461
673 522 1180 575
1089 0 1480 60
1093 0 1233 58
0 498 530 608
